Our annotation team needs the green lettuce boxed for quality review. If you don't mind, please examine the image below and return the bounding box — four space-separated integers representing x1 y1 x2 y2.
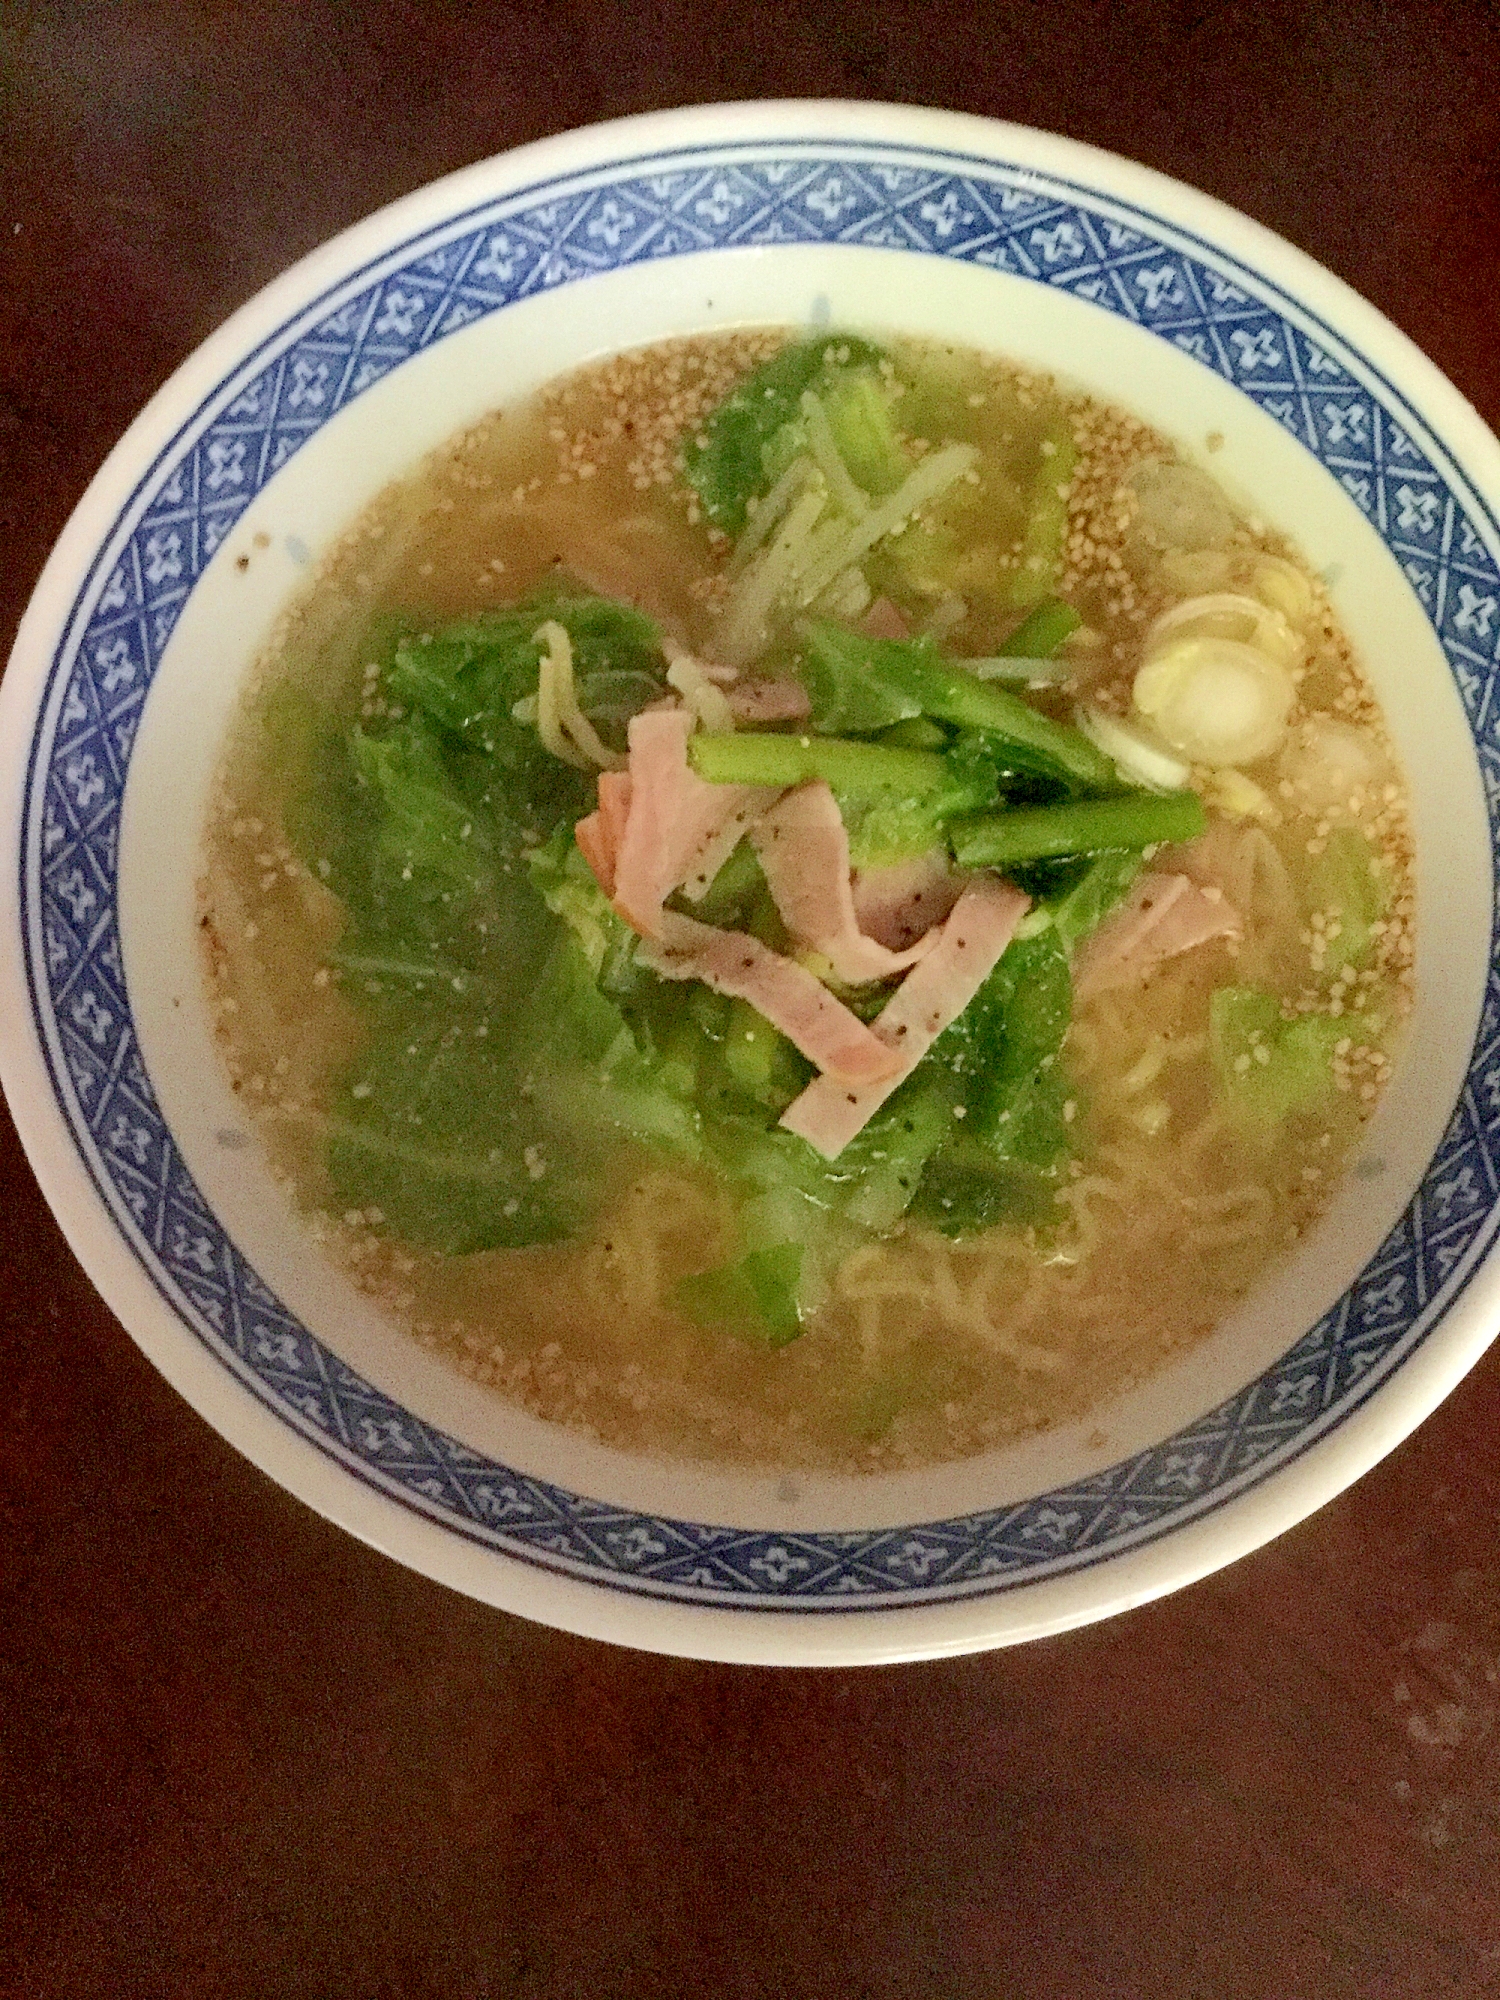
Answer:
908 929 1075 1236
1309 828 1390 975
682 335 889 533
674 1244 805 1347
1209 986 1345 1134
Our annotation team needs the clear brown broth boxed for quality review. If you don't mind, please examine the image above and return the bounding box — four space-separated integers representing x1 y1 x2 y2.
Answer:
201 331 1414 1472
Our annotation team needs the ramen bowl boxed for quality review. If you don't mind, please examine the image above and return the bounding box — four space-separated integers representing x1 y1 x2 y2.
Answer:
5 102 1498 1665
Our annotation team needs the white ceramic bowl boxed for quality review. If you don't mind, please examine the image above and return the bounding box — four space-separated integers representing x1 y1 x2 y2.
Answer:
6 102 1499 1664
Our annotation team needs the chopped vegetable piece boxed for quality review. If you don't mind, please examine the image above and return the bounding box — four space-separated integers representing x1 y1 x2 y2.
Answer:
796 622 1116 789
797 623 935 734
719 995 808 1109
1133 636 1294 767
968 655 1075 686
879 717 951 751
951 790 1207 869
1046 850 1144 952
821 368 910 496
998 597 1082 659
527 826 645 996
912 1136 1064 1235
929 928 1073 1142
1075 703 1192 792
689 728 955 800
799 390 870 519
324 1046 582 1254
912 934 1077 1239
1308 827 1390 974
349 723 499 904
691 836 767 928
327 935 699 1254
1209 986 1344 1133
1147 592 1303 669
683 336 886 534
674 1244 806 1346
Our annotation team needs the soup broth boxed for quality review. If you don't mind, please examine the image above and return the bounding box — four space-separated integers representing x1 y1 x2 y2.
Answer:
201 331 1413 1472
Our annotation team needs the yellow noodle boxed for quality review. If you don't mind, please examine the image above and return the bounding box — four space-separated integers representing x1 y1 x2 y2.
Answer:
200 328 1413 1474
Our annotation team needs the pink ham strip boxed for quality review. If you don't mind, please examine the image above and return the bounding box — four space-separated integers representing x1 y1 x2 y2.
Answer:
595 770 634 855
676 787 777 902
1074 872 1242 1000
574 812 614 895
610 708 776 931
860 596 911 641
610 709 693 933
780 878 1030 1159
726 678 812 724
639 912 901 1085
574 770 635 896
751 782 942 985
851 850 965 953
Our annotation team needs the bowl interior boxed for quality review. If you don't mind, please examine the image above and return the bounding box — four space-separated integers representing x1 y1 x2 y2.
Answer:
12 118 1500 1649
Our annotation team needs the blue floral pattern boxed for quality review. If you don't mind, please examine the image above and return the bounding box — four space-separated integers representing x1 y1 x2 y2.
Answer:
24 143 1500 1609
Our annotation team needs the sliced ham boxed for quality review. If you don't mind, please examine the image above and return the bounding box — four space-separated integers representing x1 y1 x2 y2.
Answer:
595 769 634 856
574 770 634 895
678 786 774 902
780 878 1030 1159
610 708 777 931
751 782 942 984
726 678 812 724
639 911 901 1085
574 811 614 895
1074 871 1242 1000
851 850 965 952
860 596 911 641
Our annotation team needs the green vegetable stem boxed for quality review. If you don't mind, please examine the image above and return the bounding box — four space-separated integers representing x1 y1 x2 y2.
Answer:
688 728 956 800
951 790 1206 868
997 597 1082 660
798 622 1115 790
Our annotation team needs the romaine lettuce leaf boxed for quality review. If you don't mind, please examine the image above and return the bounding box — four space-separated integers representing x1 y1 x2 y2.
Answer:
1046 850 1144 951
1210 986 1345 1133
526 824 645 997
682 335 888 534
819 368 909 496
674 1244 805 1347
1308 827 1390 975
796 620 1114 790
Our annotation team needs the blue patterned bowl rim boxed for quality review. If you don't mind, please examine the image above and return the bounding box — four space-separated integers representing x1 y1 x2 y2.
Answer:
8 107 1500 1657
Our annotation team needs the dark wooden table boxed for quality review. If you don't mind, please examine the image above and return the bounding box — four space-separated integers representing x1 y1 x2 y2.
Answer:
6 5 1500 1994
